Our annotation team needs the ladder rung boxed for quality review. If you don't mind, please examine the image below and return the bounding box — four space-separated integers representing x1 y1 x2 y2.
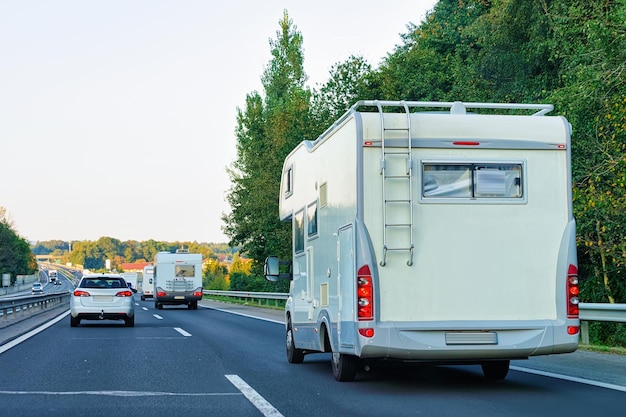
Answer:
385 199 411 203
384 247 413 251
384 175 410 179
385 223 411 227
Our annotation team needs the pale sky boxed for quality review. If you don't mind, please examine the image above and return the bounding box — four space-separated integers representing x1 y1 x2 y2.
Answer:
0 0 437 244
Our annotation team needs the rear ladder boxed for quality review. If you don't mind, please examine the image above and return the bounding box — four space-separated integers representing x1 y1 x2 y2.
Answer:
376 101 414 267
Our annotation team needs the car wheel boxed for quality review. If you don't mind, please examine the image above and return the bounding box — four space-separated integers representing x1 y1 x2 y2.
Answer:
481 360 510 380
70 316 80 327
125 316 135 327
331 352 359 382
141 295 145 301
286 321 304 364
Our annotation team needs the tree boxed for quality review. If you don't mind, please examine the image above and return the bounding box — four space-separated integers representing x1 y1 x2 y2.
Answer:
0 206 37 281
223 10 310 287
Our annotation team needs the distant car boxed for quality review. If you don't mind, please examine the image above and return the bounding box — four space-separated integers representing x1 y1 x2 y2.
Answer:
70 273 135 327
31 282 44 294
54 279 62 285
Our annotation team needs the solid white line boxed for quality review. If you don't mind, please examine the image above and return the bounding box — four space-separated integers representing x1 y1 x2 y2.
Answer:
153 314 163 320
174 327 192 337
0 311 69 355
226 375 284 417
511 366 626 392
200 305 283 325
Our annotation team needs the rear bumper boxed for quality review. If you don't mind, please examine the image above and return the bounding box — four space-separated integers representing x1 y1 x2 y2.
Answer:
155 293 202 305
354 320 579 361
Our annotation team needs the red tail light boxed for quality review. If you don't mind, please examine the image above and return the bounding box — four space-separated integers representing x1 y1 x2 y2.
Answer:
567 264 579 318
73 290 90 297
116 290 133 297
357 265 373 321
193 290 203 297
156 291 167 297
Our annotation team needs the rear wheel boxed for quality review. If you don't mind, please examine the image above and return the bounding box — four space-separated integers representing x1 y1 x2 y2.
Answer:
286 321 304 364
125 316 135 327
331 352 359 382
481 360 510 380
70 316 80 327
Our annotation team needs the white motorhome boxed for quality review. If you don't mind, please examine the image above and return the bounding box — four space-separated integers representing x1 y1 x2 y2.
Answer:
154 250 203 309
265 100 579 381
141 265 154 301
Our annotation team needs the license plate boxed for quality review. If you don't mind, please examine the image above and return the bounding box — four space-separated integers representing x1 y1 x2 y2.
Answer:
174 296 185 300
93 295 113 302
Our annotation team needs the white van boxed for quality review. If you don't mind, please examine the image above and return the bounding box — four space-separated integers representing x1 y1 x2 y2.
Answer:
141 265 154 301
48 269 58 283
265 100 579 381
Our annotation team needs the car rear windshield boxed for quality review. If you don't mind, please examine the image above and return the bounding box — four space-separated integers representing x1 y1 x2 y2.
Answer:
81 278 127 289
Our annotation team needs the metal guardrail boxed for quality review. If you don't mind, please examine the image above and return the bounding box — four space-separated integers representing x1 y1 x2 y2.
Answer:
203 291 625 345
203 290 287 308
0 292 71 325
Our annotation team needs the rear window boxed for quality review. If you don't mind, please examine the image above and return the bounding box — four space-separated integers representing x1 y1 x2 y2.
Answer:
422 162 523 200
81 278 127 289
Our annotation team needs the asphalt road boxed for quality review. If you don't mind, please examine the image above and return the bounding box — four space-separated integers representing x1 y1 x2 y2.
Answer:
0 297 625 417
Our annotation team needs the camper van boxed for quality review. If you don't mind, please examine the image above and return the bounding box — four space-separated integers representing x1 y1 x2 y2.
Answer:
153 250 203 309
265 100 579 381
141 265 154 301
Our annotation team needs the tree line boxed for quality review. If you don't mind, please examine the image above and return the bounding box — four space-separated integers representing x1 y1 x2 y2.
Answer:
224 1 625 345
0 207 37 284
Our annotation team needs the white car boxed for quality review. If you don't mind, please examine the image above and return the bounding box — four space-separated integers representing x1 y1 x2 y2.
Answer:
70 274 135 327
31 282 44 294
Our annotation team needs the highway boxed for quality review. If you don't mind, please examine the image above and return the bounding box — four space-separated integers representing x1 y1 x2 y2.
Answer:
1 297 625 417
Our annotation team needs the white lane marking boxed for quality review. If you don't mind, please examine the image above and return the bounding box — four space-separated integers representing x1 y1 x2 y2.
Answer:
0 311 69 355
174 327 192 337
142 307 148 311
153 314 163 320
226 374 284 417
0 390 241 397
200 305 283 325
511 366 626 393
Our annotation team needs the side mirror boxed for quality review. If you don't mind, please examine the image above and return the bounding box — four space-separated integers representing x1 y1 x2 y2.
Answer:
264 256 292 281
264 256 280 282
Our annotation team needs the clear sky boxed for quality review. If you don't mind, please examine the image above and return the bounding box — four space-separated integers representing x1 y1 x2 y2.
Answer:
0 0 437 244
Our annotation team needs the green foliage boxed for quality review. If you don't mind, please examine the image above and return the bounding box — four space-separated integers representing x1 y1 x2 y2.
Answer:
0 207 37 280
224 10 310 275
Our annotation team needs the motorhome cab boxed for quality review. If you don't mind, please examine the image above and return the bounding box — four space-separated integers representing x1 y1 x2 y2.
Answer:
265 100 579 381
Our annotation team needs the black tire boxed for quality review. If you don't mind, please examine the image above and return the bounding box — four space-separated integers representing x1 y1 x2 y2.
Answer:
331 352 359 382
286 322 304 364
125 316 135 327
481 360 510 380
141 295 145 301
70 316 80 327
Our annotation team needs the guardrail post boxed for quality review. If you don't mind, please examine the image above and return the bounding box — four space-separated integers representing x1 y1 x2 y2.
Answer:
580 321 589 345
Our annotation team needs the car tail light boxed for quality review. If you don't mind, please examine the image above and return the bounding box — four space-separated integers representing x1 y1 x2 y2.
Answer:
193 290 203 297
567 264 579 318
357 265 373 321
116 290 134 297
73 290 90 297
156 291 167 297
